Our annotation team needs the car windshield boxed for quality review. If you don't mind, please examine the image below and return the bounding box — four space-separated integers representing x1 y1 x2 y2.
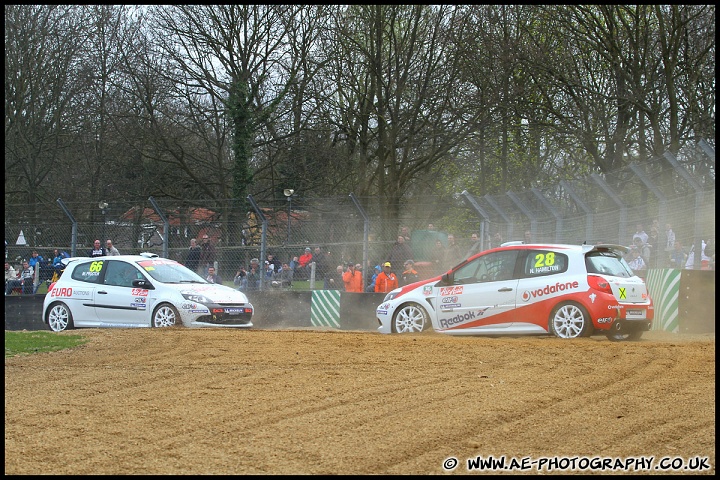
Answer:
585 251 633 278
135 258 207 284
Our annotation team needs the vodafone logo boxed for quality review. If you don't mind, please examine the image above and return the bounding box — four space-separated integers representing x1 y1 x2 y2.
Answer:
521 281 579 302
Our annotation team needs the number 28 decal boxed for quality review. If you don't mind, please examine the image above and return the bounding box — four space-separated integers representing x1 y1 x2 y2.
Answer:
534 252 555 268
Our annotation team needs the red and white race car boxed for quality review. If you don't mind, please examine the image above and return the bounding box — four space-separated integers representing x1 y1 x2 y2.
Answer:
376 242 653 341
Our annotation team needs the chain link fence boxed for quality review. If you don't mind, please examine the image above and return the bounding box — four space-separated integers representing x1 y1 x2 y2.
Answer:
5 143 715 290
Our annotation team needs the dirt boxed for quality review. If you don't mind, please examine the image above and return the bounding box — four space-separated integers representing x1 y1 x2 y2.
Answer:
4 328 715 475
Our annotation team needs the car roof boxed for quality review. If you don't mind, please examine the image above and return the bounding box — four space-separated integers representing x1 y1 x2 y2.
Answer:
63 253 164 265
467 242 628 262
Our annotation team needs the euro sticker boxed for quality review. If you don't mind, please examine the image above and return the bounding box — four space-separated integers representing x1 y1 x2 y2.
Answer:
131 288 148 296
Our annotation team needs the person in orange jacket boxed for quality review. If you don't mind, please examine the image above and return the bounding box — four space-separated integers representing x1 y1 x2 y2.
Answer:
342 261 364 292
375 262 399 293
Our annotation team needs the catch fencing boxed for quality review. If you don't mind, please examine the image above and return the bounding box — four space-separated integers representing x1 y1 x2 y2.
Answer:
4 142 715 289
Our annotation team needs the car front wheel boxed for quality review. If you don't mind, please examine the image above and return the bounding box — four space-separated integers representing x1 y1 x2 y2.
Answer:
549 302 592 339
392 303 429 333
152 303 179 328
47 302 74 332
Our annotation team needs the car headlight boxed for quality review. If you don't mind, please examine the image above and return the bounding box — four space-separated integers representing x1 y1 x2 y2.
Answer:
182 293 212 304
384 291 399 302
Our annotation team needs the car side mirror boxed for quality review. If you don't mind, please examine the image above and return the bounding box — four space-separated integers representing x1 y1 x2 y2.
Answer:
132 279 154 290
440 272 452 285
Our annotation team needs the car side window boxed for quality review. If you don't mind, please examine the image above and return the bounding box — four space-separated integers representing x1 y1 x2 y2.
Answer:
104 261 141 287
453 250 519 284
70 260 104 284
522 250 568 277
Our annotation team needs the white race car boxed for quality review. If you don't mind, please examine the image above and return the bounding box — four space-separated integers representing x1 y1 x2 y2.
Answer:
43 253 253 331
376 243 653 341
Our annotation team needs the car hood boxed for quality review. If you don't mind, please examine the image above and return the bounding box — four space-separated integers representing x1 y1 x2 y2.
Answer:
164 283 251 303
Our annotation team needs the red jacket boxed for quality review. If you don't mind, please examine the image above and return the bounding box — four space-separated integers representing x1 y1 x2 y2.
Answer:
298 252 313 267
375 271 399 293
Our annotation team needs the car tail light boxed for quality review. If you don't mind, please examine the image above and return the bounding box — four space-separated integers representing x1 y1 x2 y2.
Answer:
587 275 613 294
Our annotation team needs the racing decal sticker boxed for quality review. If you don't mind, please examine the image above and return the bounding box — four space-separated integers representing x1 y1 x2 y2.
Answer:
529 252 560 274
423 285 433 296
589 292 597 303
130 303 147 309
181 303 198 310
376 309 388 315
521 281 579 302
619 287 627 300
438 308 489 328
50 287 72 298
440 304 461 311
597 317 613 324
134 297 147 304
440 286 463 296
442 296 458 303
131 288 149 296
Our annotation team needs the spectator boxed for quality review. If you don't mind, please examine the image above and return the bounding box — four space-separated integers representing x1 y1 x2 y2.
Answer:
430 239 446 275
663 223 676 256
5 261 17 290
272 262 294 289
627 248 647 274
375 262 399 294
524 230 533 244
262 260 276 287
388 235 413 269
668 241 686 269
29 250 51 283
342 261 364 292
266 253 281 273
28 250 44 270
185 238 201 273
289 256 300 272
328 265 344 290
490 232 504 249
632 223 648 245
244 259 261 291
106 239 120 256
205 266 222 284
5 260 33 295
632 237 652 267
400 260 420 286
51 249 65 276
297 247 313 279
400 226 412 244
88 239 107 258
199 234 217 276
465 232 482 258
233 266 248 290
365 265 382 292
703 238 715 270
312 246 331 287
444 234 463 268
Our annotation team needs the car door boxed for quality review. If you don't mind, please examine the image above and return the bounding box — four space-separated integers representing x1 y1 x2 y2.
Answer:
436 250 519 331
58 259 103 326
94 260 150 326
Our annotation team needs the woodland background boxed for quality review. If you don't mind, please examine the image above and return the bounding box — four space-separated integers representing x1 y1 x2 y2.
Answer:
4 5 716 247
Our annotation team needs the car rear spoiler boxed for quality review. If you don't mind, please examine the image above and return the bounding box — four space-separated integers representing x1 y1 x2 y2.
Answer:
585 243 629 255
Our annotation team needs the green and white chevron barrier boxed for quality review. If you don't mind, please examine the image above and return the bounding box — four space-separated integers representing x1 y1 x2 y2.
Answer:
644 268 681 333
310 289 341 328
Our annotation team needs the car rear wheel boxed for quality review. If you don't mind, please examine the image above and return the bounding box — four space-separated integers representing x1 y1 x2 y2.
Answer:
549 302 592 339
606 331 643 342
392 303 429 333
152 303 179 328
47 302 74 332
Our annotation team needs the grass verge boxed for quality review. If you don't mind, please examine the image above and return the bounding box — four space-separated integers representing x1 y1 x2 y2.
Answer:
5 331 87 358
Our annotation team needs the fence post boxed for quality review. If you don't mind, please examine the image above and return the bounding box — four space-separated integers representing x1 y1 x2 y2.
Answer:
148 196 169 259
56 198 78 257
349 193 369 286
247 195 267 291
